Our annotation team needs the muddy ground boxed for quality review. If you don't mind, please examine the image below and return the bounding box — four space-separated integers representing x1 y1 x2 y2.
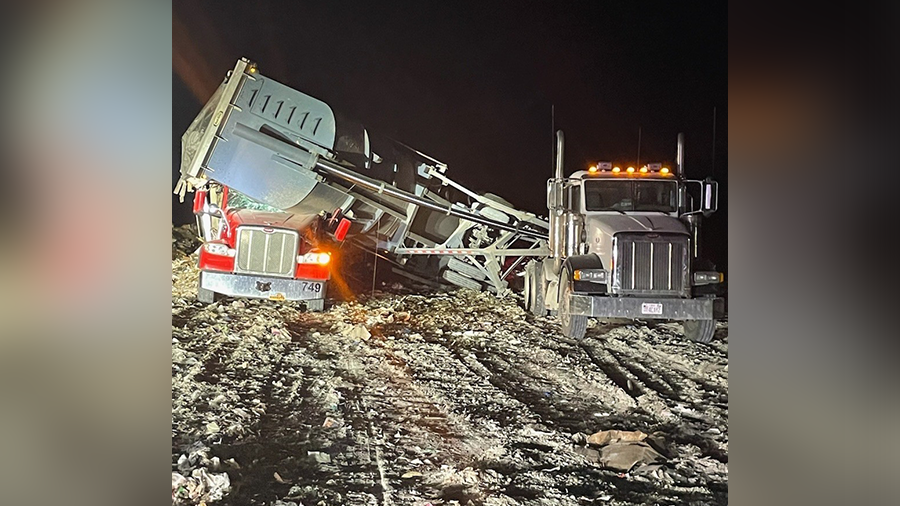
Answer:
172 235 728 506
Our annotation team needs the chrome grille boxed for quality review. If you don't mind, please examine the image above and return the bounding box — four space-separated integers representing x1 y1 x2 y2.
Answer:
613 233 689 296
235 226 299 277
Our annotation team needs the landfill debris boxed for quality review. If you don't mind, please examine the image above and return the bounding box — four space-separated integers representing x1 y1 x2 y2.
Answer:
598 441 665 472
587 429 648 446
576 429 668 472
343 323 371 340
172 469 231 504
172 223 202 259
171 229 728 505
308 451 332 464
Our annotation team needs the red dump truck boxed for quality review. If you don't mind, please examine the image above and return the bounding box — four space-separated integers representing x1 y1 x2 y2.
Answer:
191 183 350 310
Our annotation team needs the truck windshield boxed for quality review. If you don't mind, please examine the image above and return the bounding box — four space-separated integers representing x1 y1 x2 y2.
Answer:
583 180 677 213
226 189 285 213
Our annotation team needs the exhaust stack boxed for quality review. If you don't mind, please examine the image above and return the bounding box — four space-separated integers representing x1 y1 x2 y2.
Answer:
548 130 566 260
555 130 565 180
676 132 685 177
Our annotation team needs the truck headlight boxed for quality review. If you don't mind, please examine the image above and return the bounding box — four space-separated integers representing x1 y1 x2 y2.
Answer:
203 242 235 256
573 269 607 283
298 251 331 265
692 271 724 285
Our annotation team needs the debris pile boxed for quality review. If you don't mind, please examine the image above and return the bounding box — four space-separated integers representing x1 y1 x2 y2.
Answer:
173 223 201 259
172 443 234 504
171 228 728 505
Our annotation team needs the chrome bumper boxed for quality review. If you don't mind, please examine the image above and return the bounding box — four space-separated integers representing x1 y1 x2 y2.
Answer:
568 294 721 320
200 271 326 301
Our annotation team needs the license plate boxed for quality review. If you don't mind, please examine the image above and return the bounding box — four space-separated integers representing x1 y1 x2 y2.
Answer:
299 281 323 296
641 302 663 315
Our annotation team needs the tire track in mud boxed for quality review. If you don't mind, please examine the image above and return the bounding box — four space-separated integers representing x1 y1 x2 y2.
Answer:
384 335 637 504
175 305 386 505
199 328 328 505
518 323 728 503
284 323 390 505
605 347 683 400
285 318 507 505
450 332 655 438
579 339 645 399
396 346 605 503
322 319 654 505
577 330 729 471
617 337 729 426
433 333 595 434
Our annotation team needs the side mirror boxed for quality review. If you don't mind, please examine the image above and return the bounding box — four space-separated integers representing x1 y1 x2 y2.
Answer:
547 180 563 210
677 185 689 212
701 178 718 216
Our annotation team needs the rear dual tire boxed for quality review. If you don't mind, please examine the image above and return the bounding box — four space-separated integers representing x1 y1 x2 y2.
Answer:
523 261 546 317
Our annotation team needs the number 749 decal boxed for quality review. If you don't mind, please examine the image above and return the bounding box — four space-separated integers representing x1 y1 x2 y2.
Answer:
301 282 322 293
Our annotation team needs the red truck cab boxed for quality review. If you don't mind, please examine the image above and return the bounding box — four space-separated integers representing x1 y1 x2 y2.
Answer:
192 184 334 310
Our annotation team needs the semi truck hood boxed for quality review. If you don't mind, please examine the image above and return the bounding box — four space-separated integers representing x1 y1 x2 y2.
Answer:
584 213 688 261
585 214 688 236
228 209 319 231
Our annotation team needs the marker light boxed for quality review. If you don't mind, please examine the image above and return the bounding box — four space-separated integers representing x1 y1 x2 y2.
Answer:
588 165 598 173
626 167 635 173
612 167 621 173
661 167 669 174
639 167 648 173
317 252 331 265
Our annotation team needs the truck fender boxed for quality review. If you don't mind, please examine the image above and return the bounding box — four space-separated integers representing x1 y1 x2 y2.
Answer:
546 277 560 310
561 254 608 294
562 254 605 275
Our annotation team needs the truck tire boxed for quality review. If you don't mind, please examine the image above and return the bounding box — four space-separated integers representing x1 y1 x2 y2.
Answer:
558 272 587 339
530 262 546 317
683 319 716 343
523 261 534 311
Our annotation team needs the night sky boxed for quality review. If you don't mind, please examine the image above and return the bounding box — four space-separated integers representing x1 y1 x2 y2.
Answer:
173 1 727 270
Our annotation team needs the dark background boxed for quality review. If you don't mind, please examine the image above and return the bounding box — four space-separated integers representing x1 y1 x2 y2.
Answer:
173 1 727 271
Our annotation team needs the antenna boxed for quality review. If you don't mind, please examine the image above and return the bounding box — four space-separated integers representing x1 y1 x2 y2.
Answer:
551 104 555 168
636 126 642 167
711 107 717 177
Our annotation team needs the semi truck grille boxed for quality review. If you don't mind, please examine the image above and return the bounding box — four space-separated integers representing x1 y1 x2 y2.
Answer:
613 233 689 297
234 226 299 277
